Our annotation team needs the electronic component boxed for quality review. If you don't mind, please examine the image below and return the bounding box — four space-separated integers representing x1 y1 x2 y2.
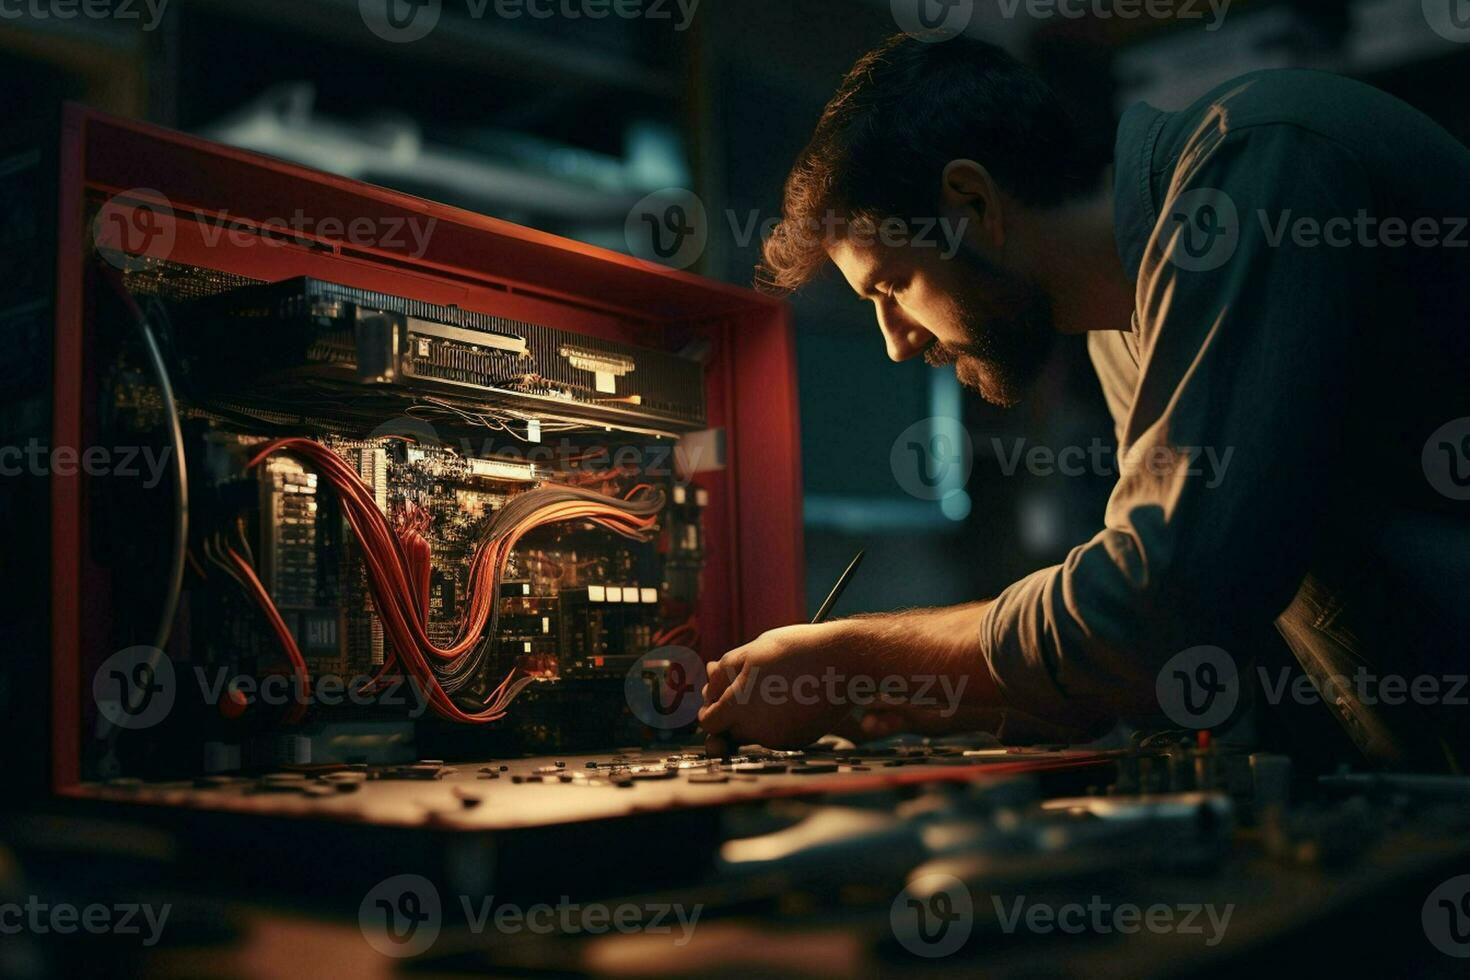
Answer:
39 107 805 805
99 268 713 769
178 277 708 433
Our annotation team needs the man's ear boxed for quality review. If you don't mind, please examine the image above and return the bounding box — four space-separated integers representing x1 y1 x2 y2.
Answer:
941 158 1004 247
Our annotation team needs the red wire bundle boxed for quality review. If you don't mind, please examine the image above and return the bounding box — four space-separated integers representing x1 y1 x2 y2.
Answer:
247 438 661 723
652 617 700 650
224 547 310 724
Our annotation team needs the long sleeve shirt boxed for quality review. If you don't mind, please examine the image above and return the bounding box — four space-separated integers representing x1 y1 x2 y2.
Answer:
979 70 1470 767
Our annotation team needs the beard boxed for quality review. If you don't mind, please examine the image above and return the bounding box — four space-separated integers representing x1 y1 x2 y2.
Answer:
923 249 1056 408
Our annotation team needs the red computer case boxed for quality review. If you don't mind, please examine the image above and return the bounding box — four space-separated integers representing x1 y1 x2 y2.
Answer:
48 104 806 795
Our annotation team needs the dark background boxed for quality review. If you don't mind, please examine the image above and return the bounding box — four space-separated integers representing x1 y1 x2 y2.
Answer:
5 0 1468 622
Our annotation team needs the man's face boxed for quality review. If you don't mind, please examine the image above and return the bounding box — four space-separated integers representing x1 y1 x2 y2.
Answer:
828 229 1055 407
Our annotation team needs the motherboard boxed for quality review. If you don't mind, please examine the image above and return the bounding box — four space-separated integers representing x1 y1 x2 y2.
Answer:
96 265 713 777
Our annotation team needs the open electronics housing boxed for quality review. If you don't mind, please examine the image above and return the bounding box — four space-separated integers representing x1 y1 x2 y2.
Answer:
37 105 806 803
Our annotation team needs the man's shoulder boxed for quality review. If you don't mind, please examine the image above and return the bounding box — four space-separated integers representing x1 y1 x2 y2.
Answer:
1181 69 1384 131
1155 69 1437 161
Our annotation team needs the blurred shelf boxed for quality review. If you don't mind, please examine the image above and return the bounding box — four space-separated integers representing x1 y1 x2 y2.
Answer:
187 0 683 98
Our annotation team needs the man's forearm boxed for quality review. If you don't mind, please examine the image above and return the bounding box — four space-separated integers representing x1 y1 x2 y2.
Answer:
829 601 1002 708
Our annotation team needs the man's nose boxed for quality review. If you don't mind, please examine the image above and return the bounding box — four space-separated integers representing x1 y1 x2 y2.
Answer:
875 300 933 362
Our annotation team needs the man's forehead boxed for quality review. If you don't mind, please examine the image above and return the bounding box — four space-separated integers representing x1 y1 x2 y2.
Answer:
827 237 889 292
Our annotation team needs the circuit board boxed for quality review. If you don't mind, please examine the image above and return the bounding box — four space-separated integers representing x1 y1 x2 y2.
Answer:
239 434 701 687
97 266 713 777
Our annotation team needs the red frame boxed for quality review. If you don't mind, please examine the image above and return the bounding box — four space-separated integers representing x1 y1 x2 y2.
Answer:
51 104 806 793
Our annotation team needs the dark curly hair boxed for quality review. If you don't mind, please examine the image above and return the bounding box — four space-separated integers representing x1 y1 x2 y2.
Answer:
758 34 1091 293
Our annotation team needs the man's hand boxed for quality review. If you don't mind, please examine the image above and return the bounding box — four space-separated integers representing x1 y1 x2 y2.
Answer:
698 604 1002 749
699 622 861 750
